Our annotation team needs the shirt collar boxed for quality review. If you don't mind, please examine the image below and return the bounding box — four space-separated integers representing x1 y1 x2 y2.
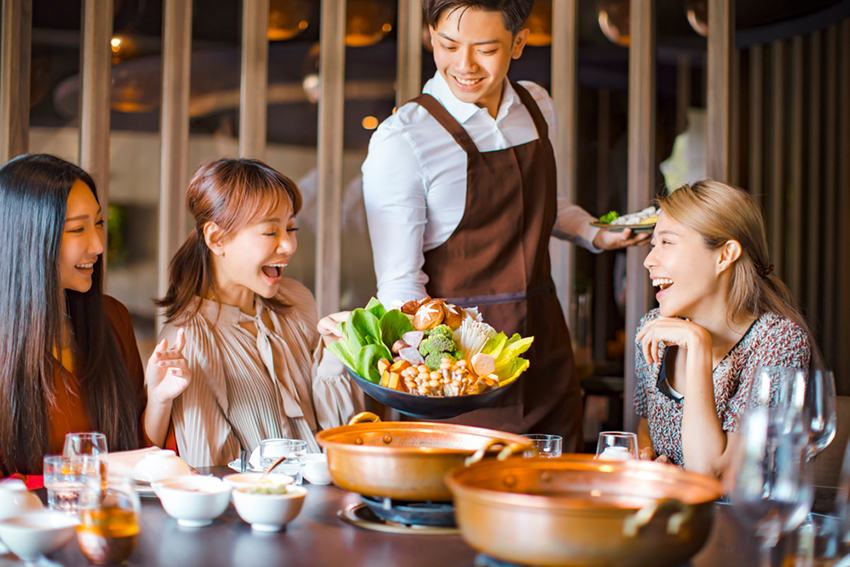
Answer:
423 71 517 124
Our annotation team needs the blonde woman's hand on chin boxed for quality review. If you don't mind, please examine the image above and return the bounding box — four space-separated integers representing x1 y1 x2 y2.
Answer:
318 311 350 347
146 328 192 404
635 316 711 367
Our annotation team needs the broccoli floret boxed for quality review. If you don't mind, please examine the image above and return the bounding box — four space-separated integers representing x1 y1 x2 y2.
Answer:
599 210 619 224
425 352 456 371
426 325 454 343
419 335 455 357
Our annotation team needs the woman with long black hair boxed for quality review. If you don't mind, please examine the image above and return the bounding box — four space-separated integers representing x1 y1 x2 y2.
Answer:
0 154 190 475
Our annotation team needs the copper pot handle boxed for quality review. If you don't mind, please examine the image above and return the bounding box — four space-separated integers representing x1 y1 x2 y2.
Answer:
622 498 694 537
465 440 530 466
347 411 382 425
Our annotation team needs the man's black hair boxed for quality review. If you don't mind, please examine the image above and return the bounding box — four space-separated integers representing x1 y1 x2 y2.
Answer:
423 0 533 36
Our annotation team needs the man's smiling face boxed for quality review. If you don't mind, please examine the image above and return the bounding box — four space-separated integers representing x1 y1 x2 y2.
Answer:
430 7 529 118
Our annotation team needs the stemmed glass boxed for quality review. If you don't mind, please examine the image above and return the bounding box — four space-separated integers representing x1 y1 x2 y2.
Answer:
803 369 837 461
729 366 814 567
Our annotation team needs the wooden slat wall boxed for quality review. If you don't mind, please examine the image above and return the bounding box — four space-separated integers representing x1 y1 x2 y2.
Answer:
707 0 734 181
807 31 822 325
0 0 31 163
624 0 655 433
748 45 763 211
396 0 422 107
740 17 850 382
79 0 113 227
239 0 270 160
550 0 578 332
768 40 784 276
837 19 850 381
315 0 347 316
157 0 193 330
823 25 838 365
787 35 803 299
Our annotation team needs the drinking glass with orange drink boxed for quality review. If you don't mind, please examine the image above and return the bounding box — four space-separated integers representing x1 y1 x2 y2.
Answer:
77 477 140 565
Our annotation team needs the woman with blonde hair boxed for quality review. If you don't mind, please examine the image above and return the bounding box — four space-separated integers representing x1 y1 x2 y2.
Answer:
158 158 361 467
635 180 814 476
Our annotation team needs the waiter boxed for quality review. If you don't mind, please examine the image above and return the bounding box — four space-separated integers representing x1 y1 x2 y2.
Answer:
362 0 645 452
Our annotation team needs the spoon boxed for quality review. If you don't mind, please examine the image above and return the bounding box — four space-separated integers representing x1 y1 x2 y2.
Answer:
255 455 287 485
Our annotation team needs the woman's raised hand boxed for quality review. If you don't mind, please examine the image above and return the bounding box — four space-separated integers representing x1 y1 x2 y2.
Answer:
635 316 711 367
146 328 191 404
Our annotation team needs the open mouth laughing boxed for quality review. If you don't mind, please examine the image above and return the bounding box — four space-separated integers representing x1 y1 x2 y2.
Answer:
261 263 288 283
652 277 673 299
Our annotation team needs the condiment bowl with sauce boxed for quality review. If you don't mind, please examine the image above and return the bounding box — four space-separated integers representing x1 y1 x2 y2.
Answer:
154 477 231 528
231 485 307 532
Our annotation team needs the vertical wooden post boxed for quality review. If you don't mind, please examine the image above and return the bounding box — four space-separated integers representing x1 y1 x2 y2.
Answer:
239 0 269 160
837 18 850 378
729 48 740 186
396 0 422 107
79 0 113 240
550 0 577 332
748 45 763 207
0 0 31 162
823 25 837 363
706 0 734 181
806 31 822 323
157 0 193 331
594 89 612 362
676 54 691 135
315 0 346 316
787 35 804 299
769 40 785 277
625 0 655 433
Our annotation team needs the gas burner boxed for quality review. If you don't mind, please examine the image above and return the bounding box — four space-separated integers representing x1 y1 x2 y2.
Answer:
359 495 456 527
473 554 536 567
337 502 459 535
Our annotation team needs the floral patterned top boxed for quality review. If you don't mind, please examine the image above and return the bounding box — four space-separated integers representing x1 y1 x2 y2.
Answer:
633 309 810 468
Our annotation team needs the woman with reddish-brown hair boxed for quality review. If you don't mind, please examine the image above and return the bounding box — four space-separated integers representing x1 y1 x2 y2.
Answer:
0 154 190 476
157 158 362 467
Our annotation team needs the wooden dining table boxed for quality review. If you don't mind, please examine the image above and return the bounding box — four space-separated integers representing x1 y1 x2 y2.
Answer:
24 468 842 567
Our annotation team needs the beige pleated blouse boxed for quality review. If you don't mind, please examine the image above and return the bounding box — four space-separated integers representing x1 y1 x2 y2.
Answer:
159 279 364 467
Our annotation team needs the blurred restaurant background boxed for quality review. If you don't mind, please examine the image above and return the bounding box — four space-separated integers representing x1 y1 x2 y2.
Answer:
1 0 849 448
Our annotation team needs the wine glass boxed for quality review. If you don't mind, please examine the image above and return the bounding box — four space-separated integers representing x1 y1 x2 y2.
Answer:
803 369 837 460
730 366 814 567
76 477 140 565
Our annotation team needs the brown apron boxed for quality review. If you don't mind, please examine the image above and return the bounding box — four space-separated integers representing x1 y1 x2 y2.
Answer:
413 83 584 452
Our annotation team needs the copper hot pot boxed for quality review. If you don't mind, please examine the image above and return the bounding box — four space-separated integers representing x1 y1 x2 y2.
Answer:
445 455 724 567
315 412 533 502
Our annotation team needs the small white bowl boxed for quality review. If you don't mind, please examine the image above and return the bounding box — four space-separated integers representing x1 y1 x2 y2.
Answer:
222 473 294 490
0 510 79 560
231 485 307 532
154 476 231 528
302 453 332 485
131 449 193 483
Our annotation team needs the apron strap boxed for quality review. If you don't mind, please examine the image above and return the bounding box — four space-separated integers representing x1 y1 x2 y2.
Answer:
511 82 549 142
411 93 480 156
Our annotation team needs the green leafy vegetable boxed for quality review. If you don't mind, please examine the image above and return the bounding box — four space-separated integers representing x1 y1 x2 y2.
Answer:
365 297 387 320
347 309 382 350
599 210 619 224
379 310 414 351
357 343 393 383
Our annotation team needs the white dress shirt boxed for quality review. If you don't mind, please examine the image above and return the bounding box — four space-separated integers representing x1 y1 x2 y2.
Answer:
362 71 601 306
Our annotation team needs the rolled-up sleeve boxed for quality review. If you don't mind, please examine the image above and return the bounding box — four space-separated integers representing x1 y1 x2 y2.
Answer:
362 123 430 305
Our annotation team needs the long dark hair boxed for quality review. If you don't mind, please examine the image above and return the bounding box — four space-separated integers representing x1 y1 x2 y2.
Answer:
157 158 303 322
0 154 139 474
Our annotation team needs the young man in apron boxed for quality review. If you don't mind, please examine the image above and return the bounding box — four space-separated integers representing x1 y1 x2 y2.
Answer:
362 0 646 452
